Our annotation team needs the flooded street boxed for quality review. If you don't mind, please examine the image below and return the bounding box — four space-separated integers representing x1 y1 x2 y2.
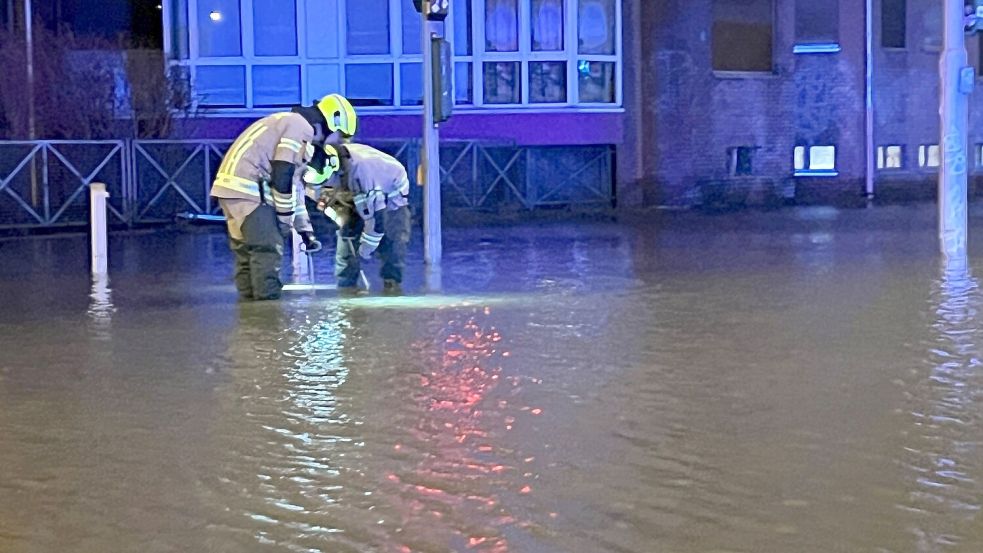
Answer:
3 205 983 552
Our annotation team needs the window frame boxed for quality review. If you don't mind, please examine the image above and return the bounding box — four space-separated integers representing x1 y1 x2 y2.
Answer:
166 0 623 114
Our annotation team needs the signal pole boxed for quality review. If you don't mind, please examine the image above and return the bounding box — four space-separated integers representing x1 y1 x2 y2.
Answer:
939 0 972 262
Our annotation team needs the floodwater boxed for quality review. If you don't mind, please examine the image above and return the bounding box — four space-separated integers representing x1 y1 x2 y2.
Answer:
3 205 983 552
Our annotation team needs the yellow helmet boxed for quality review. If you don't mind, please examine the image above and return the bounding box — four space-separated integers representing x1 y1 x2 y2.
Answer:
317 94 358 137
303 144 341 186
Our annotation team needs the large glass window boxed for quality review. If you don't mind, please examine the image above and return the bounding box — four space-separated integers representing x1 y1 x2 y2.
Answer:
173 0 621 110
254 0 297 56
346 0 390 55
197 0 242 57
712 0 773 72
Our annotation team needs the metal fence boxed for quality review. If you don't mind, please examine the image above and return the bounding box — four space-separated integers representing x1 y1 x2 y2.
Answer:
0 139 613 229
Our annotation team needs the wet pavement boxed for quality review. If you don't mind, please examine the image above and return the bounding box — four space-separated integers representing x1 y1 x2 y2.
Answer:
3 204 983 552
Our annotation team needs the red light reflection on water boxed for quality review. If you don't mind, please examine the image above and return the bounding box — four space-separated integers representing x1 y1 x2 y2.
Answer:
384 309 519 553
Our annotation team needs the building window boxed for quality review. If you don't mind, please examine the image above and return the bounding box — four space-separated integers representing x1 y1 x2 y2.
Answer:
484 62 521 104
919 145 940 168
346 0 390 55
530 61 567 103
346 64 394 106
712 0 773 72
253 65 301 107
196 0 242 57
728 146 755 176
532 0 564 51
877 145 904 169
196 65 246 106
794 145 837 175
486 0 519 52
579 0 616 55
882 0 906 49
170 0 621 112
253 0 297 56
794 0 838 52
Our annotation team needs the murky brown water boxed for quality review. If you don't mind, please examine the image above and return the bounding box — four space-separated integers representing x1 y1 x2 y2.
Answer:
3 206 983 552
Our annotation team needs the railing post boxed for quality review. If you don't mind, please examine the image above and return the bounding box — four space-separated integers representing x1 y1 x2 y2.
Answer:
90 182 109 275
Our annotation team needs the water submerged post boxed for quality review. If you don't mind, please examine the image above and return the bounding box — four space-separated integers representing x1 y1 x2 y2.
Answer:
939 0 971 261
89 182 109 275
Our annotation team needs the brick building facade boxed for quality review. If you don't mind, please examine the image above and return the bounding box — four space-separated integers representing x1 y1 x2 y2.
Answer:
619 0 983 209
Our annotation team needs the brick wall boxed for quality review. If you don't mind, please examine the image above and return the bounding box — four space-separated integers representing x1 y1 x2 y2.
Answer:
631 0 983 208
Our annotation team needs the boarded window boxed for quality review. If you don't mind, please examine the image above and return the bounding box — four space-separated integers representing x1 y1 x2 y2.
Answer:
882 0 906 48
795 0 838 44
712 0 773 72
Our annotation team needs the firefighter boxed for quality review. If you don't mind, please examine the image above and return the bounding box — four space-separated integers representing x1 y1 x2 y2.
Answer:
211 94 357 300
306 143 412 294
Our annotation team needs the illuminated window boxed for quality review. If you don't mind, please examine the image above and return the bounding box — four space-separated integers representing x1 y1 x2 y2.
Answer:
877 145 903 169
919 145 940 168
794 145 837 175
712 0 773 72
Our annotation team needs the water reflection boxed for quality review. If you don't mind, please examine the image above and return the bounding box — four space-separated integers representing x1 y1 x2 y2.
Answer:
87 274 115 340
903 258 983 551
387 309 519 553
205 303 363 552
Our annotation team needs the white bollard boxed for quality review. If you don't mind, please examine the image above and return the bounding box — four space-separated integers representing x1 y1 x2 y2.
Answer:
89 182 109 276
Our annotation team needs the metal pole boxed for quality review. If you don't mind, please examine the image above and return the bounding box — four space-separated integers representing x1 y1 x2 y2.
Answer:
939 0 970 261
24 0 34 140
421 9 442 265
864 0 875 200
25 0 38 207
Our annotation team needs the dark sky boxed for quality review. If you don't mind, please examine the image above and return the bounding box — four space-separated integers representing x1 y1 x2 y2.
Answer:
3 0 162 47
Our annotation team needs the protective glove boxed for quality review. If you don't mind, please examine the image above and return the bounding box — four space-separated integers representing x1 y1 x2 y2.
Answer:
357 230 384 260
300 231 322 254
